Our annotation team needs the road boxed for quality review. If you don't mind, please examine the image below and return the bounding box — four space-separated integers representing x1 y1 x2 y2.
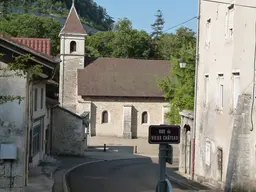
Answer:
67 157 189 192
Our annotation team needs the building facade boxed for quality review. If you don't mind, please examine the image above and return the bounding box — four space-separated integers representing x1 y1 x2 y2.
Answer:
0 34 59 190
194 0 256 190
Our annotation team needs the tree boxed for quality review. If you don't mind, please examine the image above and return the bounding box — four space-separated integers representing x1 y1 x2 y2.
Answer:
0 0 8 18
151 10 165 38
0 13 61 55
86 31 115 57
112 18 152 59
86 18 153 59
14 0 115 31
157 27 196 124
0 53 42 104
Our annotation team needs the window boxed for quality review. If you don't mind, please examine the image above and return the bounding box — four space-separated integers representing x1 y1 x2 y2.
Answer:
40 88 44 109
34 88 38 111
102 111 108 123
204 74 209 106
217 74 224 109
232 72 240 109
206 18 211 45
226 4 234 38
32 117 44 155
205 141 211 166
141 111 148 124
32 125 41 155
70 41 76 53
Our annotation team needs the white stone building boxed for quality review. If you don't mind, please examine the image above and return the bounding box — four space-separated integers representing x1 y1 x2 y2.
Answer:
191 0 256 190
59 4 171 138
0 34 60 190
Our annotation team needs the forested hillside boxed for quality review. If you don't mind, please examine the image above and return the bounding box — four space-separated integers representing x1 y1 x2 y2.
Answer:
0 0 114 31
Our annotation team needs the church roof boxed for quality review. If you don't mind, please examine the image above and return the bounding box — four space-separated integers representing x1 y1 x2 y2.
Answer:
60 4 86 35
77 58 171 98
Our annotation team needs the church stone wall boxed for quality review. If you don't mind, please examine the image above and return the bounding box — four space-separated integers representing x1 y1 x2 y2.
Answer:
51 106 85 156
77 97 169 138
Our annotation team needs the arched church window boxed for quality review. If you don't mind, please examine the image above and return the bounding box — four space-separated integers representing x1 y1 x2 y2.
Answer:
102 111 108 123
141 111 148 124
70 41 77 53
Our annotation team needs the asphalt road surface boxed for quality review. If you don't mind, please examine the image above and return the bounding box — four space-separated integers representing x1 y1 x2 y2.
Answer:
67 157 189 192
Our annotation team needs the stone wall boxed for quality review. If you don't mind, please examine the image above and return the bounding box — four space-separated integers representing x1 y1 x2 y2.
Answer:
0 119 25 192
76 97 169 138
59 55 84 112
225 94 256 191
51 106 86 156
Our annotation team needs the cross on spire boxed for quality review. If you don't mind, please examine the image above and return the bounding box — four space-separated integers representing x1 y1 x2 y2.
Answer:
72 0 75 7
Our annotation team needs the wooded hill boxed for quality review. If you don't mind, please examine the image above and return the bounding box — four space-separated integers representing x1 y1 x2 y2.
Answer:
1 0 114 31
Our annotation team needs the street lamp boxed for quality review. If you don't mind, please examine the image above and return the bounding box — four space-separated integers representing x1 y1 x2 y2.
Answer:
179 59 187 69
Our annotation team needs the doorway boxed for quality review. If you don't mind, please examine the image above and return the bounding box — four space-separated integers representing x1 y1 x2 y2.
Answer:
184 124 191 174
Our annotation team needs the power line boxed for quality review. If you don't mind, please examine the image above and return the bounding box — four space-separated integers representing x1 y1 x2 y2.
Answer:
163 0 256 32
163 16 198 32
202 0 256 9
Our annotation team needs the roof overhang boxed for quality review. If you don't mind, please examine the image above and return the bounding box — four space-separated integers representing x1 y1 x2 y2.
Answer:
0 37 60 80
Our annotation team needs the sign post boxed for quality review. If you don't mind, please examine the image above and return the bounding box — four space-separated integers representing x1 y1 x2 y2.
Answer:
148 125 180 192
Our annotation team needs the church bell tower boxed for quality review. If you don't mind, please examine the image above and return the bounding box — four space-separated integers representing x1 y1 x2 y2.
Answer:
58 0 87 112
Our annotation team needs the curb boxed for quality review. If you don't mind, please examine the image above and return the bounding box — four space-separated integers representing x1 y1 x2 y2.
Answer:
62 157 144 192
166 174 200 191
62 157 180 192
62 160 104 192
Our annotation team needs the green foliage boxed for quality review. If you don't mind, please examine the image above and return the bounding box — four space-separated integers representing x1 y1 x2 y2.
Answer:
0 13 61 55
86 31 115 57
0 0 8 18
86 18 153 59
0 95 23 105
151 10 165 38
8 0 114 31
157 27 196 124
0 53 42 105
7 54 42 80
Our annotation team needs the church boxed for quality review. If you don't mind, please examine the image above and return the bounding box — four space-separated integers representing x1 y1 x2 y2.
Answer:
58 3 171 138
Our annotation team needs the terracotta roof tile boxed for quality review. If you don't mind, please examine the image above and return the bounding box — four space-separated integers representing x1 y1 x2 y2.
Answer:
12 37 51 56
60 5 86 35
77 58 171 97
0 33 59 63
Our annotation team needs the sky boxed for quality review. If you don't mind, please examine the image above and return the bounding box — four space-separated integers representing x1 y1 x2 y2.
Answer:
94 0 198 33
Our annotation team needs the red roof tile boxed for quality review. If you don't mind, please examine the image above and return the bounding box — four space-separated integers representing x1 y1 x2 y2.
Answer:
12 37 51 56
60 5 86 35
0 33 59 63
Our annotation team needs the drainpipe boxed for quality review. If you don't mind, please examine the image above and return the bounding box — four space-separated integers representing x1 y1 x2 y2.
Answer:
192 0 201 180
24 78 31 186
61 35 66 107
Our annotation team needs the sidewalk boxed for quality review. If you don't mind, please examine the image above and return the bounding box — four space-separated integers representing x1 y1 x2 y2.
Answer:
166 172 216 192
25 162 58 192
88 135 180 158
